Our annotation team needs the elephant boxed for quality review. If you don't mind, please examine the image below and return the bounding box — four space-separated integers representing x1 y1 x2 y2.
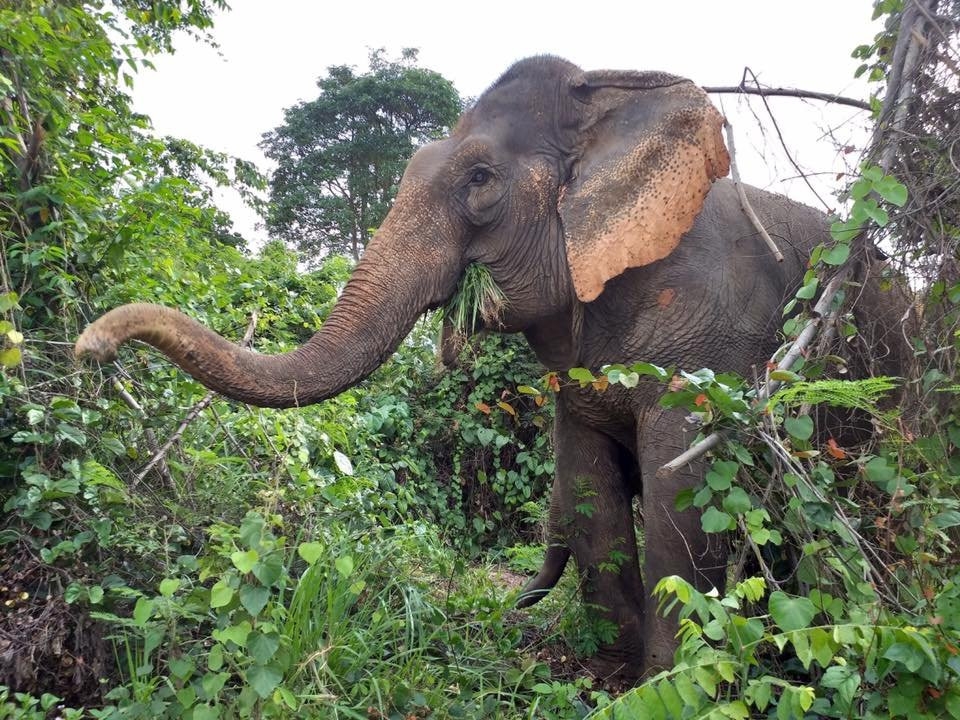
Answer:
76 55 908 675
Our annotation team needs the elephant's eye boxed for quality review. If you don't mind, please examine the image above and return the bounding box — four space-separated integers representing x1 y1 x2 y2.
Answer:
470 168 490 185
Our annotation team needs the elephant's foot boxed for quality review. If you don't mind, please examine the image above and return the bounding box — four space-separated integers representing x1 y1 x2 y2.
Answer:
581 606 646 680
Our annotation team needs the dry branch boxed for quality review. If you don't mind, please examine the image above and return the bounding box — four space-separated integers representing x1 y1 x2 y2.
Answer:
723 120 784 262
113 377 174 488
704 84 871 111
132 311 258 484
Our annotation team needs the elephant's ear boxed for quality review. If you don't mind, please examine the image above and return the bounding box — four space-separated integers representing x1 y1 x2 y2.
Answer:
560 70 730 302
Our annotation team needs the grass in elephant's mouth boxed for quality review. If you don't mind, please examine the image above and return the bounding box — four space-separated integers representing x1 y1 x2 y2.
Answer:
444 262 507 336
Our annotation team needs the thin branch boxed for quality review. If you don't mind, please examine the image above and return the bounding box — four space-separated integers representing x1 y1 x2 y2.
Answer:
704 84 871 111
740 67 834 213
723 120 784 262
132 311 258 484
112 377 175 488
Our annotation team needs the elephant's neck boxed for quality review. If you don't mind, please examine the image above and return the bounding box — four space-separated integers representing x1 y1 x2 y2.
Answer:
523 302 583 371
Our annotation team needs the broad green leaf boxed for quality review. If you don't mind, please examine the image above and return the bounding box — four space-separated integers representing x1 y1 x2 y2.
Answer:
298 542 324 565
568 367 596 383
239 584 270 616
201 671 229 698
209 580 234 608
247 663 283 699
335 555 354 578
1 347 22 368
701 507 733 533
784 415 814 441
231 549 258 574
247 632 280 664
159 578 180 597
722 487 752 514
133 596 154 627
822 241 851 265
768 591 817 631
213 621 251 647
796 277 818 300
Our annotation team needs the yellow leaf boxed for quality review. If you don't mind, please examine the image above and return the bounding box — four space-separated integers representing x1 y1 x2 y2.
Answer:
0 347 21 368
6 330 23 345
497 401 516 416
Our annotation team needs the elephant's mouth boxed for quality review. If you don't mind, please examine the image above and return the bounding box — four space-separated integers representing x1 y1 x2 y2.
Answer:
438 263 506 367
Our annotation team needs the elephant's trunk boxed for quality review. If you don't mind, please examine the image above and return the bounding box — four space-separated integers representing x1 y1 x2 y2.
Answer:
517 493 571 608
76 179 460 408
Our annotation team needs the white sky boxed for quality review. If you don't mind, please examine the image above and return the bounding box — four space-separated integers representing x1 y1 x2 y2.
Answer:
133 1 881 248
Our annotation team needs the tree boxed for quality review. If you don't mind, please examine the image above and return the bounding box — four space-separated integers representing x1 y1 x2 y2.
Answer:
260 48 462 261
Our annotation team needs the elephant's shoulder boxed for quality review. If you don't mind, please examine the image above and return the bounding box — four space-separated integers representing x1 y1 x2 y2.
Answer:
697 178 830 257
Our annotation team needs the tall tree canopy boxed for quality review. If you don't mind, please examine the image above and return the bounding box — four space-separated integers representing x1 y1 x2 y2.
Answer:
260 48 462 261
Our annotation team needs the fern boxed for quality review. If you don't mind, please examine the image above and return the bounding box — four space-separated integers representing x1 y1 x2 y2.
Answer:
769 376 898 412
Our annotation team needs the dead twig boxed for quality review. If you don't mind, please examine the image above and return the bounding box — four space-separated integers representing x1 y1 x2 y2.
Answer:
723 119 784 262
112 377 175 488
132 311 258 485
704 84 871 111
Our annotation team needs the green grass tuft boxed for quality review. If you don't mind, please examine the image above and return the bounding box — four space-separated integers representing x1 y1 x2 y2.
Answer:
444 263 507 336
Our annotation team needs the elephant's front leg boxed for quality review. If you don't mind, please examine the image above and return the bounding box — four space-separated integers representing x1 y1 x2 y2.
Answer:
639 407 728 672
549 398 646 673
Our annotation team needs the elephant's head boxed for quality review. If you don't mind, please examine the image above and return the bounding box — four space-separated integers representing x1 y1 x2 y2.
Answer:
76 56 728 407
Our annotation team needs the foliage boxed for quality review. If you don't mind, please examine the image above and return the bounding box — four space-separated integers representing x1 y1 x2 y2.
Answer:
260 48 462 261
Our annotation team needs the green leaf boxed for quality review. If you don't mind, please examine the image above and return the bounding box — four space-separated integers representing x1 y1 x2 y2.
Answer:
247 664 283 699
722 487 752 514
875 176 908 206
252 554 283 587
169 656 194 680
701 507 733 533
864 456 895 485
298 542 324 565
133 596 154 627
208 644 224 671
159 578 179 597
822 242 851 266
213 621 251 647
202 671 229 698
768 591 817 631
784 415 814 441
231 549 258 574
335 555 354 578
568 367 596 383
884 641 925 672
209 580 234 608
88 585 104 604
239 584 270 616
796 277 818 300
192 704 219 720
247 632 280 664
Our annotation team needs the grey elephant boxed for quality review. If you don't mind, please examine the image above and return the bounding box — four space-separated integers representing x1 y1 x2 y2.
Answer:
76 56 905 674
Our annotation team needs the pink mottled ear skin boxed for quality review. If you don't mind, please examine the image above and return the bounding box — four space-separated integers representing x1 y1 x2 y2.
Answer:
561 81 730 303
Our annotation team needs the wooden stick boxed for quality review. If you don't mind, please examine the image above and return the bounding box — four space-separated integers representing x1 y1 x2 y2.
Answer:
724 120 784 262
